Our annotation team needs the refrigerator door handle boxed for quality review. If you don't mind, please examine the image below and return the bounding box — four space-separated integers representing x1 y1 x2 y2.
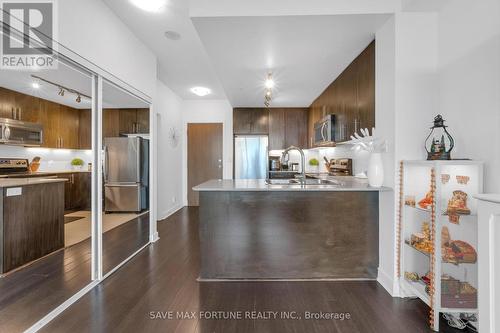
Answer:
137 139 141 182
104 145 109 182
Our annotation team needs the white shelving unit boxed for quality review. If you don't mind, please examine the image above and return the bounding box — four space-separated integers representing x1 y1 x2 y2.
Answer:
398 160 483 331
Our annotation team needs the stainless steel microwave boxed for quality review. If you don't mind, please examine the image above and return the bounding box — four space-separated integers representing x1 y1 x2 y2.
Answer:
0 118 43 146
314 114 337 146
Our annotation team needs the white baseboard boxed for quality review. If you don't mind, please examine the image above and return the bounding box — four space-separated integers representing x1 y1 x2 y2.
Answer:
150 231 160 243
377 267 396 296
158 204 184 221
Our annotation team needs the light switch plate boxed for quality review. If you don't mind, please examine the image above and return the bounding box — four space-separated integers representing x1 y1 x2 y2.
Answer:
6 187 22 196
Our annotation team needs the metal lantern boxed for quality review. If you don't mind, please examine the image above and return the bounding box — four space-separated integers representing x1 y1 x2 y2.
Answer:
425 115 454 160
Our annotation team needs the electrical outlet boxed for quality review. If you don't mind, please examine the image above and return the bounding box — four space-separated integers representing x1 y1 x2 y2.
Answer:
172 197 176 203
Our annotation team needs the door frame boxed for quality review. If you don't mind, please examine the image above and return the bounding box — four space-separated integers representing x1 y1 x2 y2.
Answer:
3 21 158 333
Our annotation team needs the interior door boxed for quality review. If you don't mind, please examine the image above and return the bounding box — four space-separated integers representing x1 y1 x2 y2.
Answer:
187 123 223 206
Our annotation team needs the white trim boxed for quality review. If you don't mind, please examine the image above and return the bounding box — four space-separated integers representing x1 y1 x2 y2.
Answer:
489 214 498 333
101 243 150 280
197 278 377 282
158 204 184 221
148 109 158 243
24 281 100 333
25 242 151 333
150 232 160 243
377 267 395 296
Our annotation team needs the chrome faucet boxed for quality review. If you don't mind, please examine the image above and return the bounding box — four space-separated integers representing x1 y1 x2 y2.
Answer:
281 146 306 185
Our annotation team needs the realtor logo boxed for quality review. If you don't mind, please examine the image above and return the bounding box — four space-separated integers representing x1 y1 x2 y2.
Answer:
1 0 58 70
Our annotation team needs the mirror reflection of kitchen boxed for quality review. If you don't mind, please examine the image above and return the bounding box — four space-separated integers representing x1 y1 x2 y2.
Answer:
0 57 96 331
101 79 150 275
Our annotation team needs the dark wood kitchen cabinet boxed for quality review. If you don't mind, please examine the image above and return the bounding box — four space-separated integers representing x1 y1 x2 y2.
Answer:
308 41 375 147
56 172 91 211
269 108 308 149
78 109 91 149
118 108 150 134
0 87 40 122
78 108 150 149
1 182 65 273
39 102 79 149
233 108 269 135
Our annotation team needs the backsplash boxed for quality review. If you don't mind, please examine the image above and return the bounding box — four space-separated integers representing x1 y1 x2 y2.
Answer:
269 145 370 175
0 145 92 172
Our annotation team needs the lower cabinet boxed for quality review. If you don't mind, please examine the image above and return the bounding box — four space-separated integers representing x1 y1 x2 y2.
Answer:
56 172 91 211
1 182 65 273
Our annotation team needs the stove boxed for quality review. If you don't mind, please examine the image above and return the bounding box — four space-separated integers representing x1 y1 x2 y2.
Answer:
0 158 30 174
0 158 55 178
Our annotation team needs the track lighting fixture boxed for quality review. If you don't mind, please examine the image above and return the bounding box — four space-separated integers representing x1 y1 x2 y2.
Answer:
30 75 90 105
263 73 274 107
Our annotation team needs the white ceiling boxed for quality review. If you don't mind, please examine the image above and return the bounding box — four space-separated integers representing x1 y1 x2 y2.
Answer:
189 0 398 17
193 15 389 107
0 60 148 110
102 0 227 100
102 1 393 107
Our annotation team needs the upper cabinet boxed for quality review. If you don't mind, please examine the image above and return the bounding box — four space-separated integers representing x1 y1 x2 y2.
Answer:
269 108 308 150
233 108 269 135
117 108 150 134
308 41 375 147
0 86 150 150
233 107 308 150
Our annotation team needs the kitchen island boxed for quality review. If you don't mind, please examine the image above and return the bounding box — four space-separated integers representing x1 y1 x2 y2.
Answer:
0 178 66 274
193 177 390 280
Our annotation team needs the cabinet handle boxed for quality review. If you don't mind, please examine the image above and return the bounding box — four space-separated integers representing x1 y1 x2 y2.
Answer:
17 108 21 120
11 108 14 119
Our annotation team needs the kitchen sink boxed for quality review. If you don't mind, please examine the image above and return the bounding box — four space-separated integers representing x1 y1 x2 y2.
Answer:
265 178 342 186
265 179 301 185
303 178 341 186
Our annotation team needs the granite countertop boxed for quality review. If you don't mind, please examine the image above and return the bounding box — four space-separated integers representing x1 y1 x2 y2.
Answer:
474 194 500 204
0 178 67 187
193 176 391 192
34 170 91 174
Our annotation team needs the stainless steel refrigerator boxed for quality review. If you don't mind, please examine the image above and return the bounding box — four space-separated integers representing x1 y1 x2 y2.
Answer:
104 136 149 212
234 135 268 179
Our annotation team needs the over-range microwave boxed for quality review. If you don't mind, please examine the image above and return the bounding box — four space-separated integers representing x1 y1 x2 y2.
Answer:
0 118 43 146
313 114 338 146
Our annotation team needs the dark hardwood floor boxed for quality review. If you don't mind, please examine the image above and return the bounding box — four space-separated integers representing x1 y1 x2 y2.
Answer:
0 213 149 333
38 207 445 333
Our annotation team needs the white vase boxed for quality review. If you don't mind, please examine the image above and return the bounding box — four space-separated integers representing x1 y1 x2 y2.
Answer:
368 152 384 187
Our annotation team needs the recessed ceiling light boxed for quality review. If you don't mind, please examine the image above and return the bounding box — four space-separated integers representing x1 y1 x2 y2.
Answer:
32 82 40 89
191 87 211 97
164 31 181 41
130 0 166 12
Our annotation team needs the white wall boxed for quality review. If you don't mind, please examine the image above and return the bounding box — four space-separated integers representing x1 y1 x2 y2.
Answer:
375 12 439 296
375 15 397 295
155 81 184 220
182 99 233 205
57 0 157 97
437 0 500 193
